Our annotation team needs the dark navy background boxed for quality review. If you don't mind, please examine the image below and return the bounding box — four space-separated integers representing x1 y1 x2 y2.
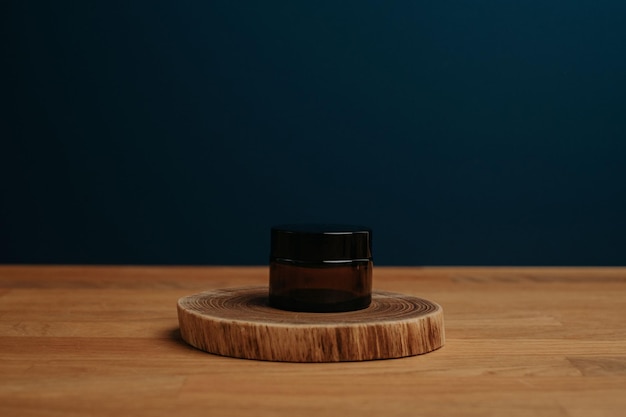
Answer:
2 1 625 265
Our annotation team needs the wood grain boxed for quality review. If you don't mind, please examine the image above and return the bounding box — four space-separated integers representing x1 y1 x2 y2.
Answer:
178 287 444 361
1 266 626 417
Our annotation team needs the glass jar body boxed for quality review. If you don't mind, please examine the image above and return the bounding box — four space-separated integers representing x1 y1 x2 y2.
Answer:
269 259 372 312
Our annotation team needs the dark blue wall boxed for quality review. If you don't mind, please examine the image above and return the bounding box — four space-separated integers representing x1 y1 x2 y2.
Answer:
3 1 625 265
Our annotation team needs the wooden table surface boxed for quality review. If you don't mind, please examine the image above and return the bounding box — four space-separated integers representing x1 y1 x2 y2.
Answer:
1 266 625 417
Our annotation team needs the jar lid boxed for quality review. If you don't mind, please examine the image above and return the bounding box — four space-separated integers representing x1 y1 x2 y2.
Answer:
270 224 372 263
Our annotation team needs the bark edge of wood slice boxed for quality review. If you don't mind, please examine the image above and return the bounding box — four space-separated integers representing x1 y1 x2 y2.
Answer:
177 286 445 362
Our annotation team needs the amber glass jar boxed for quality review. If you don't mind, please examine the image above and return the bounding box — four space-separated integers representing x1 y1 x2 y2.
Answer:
269 224 373 312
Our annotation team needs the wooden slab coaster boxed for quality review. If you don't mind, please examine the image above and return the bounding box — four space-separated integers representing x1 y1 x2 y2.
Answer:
177 286 444 362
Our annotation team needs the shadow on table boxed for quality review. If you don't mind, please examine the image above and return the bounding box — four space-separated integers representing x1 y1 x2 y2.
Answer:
163 327 204 353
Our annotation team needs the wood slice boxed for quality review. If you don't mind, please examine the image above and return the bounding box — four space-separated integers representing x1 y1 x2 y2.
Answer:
177 286 444 362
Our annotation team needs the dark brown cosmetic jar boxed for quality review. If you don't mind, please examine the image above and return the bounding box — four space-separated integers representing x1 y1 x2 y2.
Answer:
269 224 373 313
